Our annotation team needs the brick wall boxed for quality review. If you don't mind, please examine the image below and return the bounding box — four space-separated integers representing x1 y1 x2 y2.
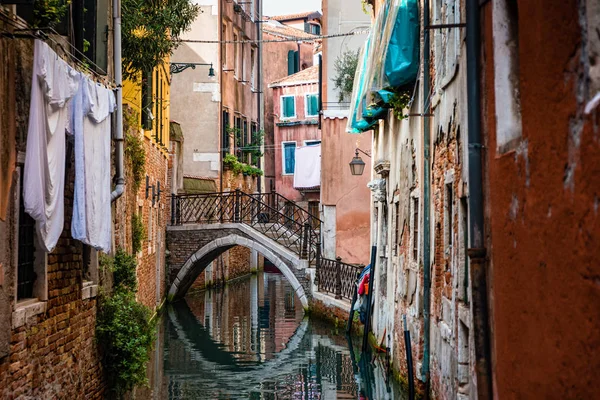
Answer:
0 121 104 398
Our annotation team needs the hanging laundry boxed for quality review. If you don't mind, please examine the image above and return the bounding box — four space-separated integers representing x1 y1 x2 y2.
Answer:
293 144 321 190
72 78 115 253
24 40 80 252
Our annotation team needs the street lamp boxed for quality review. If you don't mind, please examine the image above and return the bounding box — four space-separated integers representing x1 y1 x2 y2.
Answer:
170 62 215 78
349 148 371 176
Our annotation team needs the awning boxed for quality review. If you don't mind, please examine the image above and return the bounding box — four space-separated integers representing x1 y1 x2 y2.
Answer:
293 144 321 190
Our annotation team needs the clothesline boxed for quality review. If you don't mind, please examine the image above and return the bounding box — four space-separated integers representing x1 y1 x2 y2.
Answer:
0 14 115 89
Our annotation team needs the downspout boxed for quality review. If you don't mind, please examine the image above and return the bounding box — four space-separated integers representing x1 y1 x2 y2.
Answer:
466 0 492 398
111 0 124 201
421 0 432 394
219 0 224 194
256 0 262 194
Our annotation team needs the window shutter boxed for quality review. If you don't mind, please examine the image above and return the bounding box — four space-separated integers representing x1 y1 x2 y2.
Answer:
287 50 295 75
304 22 310 33
294 50 300 73
283 97 295 118
284 144 296 174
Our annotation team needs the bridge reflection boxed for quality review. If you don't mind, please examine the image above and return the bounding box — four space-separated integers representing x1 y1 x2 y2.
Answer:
139 272 406 400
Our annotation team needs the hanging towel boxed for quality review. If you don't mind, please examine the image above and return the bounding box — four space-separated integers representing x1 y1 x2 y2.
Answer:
72 78 115 253
293 144 321 189
24 40 80 252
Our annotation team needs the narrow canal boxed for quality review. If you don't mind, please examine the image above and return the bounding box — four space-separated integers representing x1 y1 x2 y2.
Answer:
138 271 407 399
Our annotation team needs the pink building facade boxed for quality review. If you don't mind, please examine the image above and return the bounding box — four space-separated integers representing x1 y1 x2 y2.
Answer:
269 66 321 207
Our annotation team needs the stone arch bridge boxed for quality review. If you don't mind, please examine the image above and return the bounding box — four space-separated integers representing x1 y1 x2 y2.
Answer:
166 191 322 308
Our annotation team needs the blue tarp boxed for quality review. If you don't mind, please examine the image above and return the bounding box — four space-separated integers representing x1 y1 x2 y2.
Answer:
347 0 420 134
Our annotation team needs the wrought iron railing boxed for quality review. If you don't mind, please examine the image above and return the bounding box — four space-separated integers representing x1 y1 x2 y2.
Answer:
316 256 363 301
170 190 322 264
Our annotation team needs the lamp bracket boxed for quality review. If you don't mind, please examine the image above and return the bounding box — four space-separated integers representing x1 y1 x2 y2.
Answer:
170 62 213 75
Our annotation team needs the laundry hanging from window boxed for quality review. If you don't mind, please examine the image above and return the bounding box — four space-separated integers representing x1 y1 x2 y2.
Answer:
24 39 116 253
71 75 116 253
24 40 80 252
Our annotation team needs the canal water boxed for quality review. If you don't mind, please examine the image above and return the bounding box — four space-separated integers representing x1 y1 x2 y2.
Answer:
138 271 407 400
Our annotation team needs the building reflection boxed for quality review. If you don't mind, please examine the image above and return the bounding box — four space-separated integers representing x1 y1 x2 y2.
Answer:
140 272 406 400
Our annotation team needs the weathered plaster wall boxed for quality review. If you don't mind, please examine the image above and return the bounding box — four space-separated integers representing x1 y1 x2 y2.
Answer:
262 31 314 190
320 117 371 264
272 83 321 202
171 3 220 180
482 1 600 398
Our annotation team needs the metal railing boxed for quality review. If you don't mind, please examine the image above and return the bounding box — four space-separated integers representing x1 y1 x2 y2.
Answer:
316 256 363 301
170 190 322 264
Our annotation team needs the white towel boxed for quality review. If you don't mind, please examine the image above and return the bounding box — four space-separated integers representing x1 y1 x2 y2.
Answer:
293 145 321 189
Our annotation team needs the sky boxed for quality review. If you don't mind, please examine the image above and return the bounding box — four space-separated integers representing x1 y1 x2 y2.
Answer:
262 0 322 17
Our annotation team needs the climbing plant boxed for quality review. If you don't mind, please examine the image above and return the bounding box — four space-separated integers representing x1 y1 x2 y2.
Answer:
96 249 156 398
388 89 412 120
248 129 264 166
131 212 146 255
333 49 360 103
124 109 146 190
122 0 200 80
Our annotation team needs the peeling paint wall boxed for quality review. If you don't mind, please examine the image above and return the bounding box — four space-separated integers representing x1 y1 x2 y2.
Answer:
482 1 600 398
367 0 474 398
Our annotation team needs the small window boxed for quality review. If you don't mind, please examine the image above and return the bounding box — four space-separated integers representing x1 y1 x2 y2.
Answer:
394 202 400 256
17 180 37 300
233 32 239 77
282 142 296 175
281 96 296 119
240 41 245 81
234 115 242 155
222 22 227 67
287 50 299 75
305 93 319 118
243 119 249 163
413 198 419 260
16 166 47 301
250 47 256 88
141 69 153 130
304 140 321 146
446 184 453 247
222 109 230 155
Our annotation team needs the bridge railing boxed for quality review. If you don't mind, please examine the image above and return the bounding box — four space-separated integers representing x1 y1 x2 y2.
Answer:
316 256 363 301
170 191 321 264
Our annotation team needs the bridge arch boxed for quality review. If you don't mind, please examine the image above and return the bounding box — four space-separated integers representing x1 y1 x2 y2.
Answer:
168 233 309 308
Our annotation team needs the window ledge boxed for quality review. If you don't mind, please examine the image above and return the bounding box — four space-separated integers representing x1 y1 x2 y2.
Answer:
82 282 99 300
12 299 47 329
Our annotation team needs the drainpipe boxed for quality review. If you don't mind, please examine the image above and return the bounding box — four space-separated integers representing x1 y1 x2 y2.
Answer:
466 0 493 398
111 0 124 201
421 0 432 394
256 0 262 194
219 0 224 194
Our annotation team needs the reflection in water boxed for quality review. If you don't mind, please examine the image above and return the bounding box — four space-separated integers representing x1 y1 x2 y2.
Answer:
140 272 407 399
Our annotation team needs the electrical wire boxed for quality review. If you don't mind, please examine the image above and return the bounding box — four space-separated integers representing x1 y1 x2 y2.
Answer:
180 30 369 45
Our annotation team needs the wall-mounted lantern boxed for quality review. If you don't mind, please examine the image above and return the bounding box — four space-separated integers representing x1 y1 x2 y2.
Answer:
349 148 370 176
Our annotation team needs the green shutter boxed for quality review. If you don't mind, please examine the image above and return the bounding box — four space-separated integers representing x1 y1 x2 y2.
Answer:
283 97 295 118
287 50 295 75
307 94 318 117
